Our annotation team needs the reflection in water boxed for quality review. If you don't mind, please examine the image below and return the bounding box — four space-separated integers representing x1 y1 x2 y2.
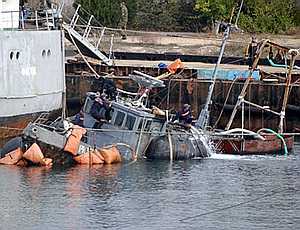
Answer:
0 149 299 229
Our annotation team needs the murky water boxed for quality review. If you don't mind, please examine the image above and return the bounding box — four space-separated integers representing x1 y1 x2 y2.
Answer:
0 143 300 230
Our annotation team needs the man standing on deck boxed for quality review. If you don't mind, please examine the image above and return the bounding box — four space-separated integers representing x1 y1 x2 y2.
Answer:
119 1 128 40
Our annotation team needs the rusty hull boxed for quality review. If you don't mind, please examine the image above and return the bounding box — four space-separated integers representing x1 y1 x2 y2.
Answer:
215 135 294 155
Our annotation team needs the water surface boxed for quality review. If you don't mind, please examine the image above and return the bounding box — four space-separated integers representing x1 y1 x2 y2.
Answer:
0 143 299 229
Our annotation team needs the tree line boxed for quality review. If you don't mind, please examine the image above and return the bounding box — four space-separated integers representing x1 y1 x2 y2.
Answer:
74 0 298 34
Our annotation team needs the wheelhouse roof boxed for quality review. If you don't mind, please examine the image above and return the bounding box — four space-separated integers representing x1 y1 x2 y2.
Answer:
111 101 162 120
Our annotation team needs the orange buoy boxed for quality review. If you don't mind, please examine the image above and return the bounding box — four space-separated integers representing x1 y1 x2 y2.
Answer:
167 59 184 74
23 143 45 164
74 149 104 164
0 148 23 165
99 146 122 164
64 125 87 155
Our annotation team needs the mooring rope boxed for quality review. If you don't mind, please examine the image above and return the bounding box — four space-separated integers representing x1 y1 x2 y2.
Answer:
0 126 24 131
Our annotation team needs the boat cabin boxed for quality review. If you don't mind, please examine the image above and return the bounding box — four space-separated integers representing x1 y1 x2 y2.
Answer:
82 93 166 134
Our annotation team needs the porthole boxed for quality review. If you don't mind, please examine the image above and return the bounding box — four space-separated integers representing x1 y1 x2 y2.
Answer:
16 52 20 60
10 52 14 60
42 50 46 57
47 49 51 57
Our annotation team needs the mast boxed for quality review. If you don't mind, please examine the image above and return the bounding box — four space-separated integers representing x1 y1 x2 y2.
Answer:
195 25 230 129
278 49 299 133
196 0 244 129
225 40 269 130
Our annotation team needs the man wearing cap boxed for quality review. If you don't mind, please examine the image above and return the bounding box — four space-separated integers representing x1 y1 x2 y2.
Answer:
179 104 193 125
173 104 193 126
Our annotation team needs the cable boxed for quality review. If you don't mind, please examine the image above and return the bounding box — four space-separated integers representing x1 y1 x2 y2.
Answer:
0 126 24 131
179 187 292 222
213 77 239 129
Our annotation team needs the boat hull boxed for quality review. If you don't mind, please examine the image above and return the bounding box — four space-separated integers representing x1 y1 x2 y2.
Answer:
214 135 294 155
0 110 61 147
0 30 64 146
145 132 210 160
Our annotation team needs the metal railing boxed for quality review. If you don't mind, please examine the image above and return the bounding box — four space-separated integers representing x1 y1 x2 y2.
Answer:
0 7 61 31
65 4 114 55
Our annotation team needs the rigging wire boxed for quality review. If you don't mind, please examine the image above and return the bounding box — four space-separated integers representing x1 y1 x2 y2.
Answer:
179 186 297 222
212 77 239 129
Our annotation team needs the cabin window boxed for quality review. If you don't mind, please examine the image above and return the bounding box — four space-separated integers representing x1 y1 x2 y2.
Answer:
137 119 144 130
125 115 136 130
144 120 152 132
114 111 125 127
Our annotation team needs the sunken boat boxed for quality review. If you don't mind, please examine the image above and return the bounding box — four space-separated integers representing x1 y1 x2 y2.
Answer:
0 70 211 166
79 71 211 160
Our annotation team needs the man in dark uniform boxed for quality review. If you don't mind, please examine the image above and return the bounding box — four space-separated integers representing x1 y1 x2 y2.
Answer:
119 2 128 40
247 35 258 69
91 69 117 100
173 104 193 126
90 94 111 124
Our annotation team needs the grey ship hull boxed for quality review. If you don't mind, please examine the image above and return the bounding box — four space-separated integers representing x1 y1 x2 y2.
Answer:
0 30 65 143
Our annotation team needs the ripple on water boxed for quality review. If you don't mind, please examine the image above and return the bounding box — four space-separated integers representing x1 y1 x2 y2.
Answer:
0 146 299 229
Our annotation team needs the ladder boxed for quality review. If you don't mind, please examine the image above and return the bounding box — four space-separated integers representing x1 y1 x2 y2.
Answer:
62 4 113 66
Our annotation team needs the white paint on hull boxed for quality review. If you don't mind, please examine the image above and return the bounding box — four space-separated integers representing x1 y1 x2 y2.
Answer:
0 92 62 117
0 30 65 118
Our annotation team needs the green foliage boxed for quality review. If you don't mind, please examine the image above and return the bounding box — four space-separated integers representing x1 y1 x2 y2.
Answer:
133 0 179 31
74 0 297 33
175 0 203 32
74 0 136 28
194 0 236 22
239 0 296 33
194 0 296 33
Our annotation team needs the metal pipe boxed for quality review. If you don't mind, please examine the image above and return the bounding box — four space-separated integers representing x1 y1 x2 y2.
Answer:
108 34 114 61
21 10 25 30
243 99 281 116
225 39 270 130
70 4 81 27
241 97 244 138
72 15 80 29
235 0 244 27
196 25 230 129
46 11 50 30
35 11 39 30
96 27 106 49
83 15 93 38
10 11 13 29
278 50 299 133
